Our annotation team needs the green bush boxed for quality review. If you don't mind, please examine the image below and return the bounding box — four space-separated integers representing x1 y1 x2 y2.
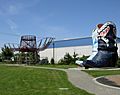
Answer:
64 53 73 65
1 45 14 61
72 52 79 64
58 53 73 65
50 58 55 64
40 58 49 65
57 53 89 65
117 57 120 67
0 59 2 62
58 52 79 65
58 59 66 65
79 55 89 61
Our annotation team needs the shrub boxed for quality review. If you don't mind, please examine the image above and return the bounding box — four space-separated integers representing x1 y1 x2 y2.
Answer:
72 52 79 64
58 52 79 65
63 53 73 65
79 55 89 61
117 57 120 67
0 59 2 62
58 59 65 65
50 58 55 64
1 45 14 61
40 58 49 64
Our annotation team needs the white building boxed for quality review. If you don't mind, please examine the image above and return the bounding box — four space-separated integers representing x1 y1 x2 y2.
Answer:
39 37 120 62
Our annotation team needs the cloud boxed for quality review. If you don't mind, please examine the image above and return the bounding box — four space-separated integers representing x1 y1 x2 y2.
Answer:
8 5 18 15
0 4 19 15
0 0 40 16
6 19 17 31
0 19 21 37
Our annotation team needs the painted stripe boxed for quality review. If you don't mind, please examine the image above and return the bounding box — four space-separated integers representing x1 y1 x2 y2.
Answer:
48 37 120 48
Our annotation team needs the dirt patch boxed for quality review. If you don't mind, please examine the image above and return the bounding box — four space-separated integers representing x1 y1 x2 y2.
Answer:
96 75 120 88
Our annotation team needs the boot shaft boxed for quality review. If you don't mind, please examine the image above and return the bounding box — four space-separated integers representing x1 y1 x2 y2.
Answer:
97 21 117 52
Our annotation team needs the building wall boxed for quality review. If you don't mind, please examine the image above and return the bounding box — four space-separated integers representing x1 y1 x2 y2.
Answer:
39 45 92 62
39 43 120 62
39 37 120 62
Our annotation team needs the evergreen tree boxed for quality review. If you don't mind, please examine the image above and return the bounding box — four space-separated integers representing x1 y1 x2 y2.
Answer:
63 53 73 65
72 52 79 64
1 45 14 60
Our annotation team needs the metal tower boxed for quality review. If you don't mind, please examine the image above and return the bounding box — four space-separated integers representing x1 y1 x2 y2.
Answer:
5 35 54 64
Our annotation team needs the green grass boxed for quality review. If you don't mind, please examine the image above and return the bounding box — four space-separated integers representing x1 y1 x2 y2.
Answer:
0 65 93 95
1 62 78 69
84 70 120 77
36 64 78 69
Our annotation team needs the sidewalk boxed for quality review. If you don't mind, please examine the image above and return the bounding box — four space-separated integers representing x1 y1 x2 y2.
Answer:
66 69 120 95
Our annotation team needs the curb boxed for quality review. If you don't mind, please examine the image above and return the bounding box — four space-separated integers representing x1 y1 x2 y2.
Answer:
93 76 120 90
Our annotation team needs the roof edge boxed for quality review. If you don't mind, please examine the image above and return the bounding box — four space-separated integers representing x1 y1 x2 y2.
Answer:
55 36 91 42
54 36 120 42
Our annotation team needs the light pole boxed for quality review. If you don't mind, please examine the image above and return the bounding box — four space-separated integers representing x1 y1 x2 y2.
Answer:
52 38 55 64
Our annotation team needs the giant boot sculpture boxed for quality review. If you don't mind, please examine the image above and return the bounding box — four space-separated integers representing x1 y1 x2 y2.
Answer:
76 23 103 65
76 21 118 68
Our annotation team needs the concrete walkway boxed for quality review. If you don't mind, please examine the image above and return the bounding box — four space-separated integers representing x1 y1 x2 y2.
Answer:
66 69 120 95
4 64 120 95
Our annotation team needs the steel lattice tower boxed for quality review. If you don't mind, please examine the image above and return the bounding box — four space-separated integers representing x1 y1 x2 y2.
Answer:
5 35 54 64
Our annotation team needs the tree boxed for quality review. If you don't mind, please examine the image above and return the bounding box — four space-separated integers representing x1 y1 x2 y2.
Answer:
72 52 79 64
58 52 79 65
1 45 14 60
63 53 73 65
0 53 2 62
18 52 26 63
18 52 40 64
28 52 40 64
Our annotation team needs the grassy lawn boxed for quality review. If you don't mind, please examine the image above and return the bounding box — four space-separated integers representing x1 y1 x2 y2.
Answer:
84 70 120 77
36 64 78 69
0 65 93 95
1 62 78 69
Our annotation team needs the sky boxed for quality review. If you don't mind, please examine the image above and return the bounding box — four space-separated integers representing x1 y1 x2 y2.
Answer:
0 0 120 48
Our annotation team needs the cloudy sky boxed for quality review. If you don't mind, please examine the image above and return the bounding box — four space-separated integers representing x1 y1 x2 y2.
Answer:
0 0 120 48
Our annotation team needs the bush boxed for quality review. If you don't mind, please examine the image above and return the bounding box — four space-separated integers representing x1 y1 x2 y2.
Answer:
72 52 79 64
63 53 73 65
58 59 66 65
40 58 49 65
117 57 120 67
79 55 89 61
50 58 55 64
58 52 79 65
0 59 2 62
1 45 13 61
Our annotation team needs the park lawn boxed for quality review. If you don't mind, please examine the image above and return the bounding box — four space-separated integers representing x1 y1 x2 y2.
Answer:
0 65 93 95
36 64 78 69
83 70 120 77
1 62 78 69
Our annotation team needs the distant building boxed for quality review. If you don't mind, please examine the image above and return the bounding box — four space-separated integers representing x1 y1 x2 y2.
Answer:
39 37 120 62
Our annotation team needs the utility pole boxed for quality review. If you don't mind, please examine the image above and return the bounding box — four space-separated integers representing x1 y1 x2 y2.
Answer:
52 38 55 64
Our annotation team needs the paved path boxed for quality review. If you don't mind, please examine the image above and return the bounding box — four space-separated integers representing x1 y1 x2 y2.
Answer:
4 64 120 95
66 69 120 95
